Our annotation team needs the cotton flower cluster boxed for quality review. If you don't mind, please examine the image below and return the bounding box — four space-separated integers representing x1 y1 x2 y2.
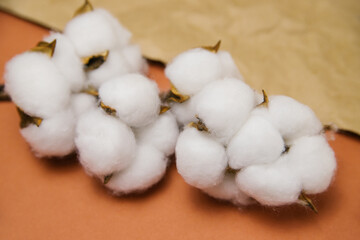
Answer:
4 3 178 194
167 44 337 209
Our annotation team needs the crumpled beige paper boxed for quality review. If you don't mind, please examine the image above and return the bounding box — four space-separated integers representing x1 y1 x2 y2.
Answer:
1 0 359 134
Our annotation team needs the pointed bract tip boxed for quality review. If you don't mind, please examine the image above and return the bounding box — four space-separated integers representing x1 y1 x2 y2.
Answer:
202 40 221 53
74 0 94 17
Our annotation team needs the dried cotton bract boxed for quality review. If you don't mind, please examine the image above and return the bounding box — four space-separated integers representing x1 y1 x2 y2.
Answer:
169 44 336 211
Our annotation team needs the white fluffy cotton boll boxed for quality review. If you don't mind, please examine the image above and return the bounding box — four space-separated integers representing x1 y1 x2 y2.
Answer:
169 98 197 126
135 111 179 156
287 135 336 194
75 108 136 176
20 109 76 158
64 9 118 57
70 93 97 119
99 74 161 127
193 78 256 144
86 49 132 88
106 144 167 194
267 95 323 143
43 32 85 92
176 127 228 189
227 114 284 169
236 156 302 206
4 52 70 118
121 44 148 74
217 51 243 80
97 9 132 48
202 173 252 206
165 48 223 95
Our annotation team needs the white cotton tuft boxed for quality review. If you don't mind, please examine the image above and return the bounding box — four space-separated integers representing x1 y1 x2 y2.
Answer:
217 51 243 80
70 93 97 118
287 135 336 194
20 109 76 158
43 32 86 92
165 48 223 95
106 144 167 194
176 127 228 189
121 44 148 74
75 108 136 176
193 78 256 144
96 9 132 48
86 49 132 88
64 9 119 57
267 95 323 143
236 156 302 206
4 52 70 118
203 173 252 206
99 74 161 127
227 114 284 169
169 98 197 126
135 111 179 156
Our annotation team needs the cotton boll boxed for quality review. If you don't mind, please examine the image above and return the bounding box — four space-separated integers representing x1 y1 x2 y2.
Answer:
165 48 223 95
43 32 85 92
20 108 76 158
193 78 256 144
4 52 71 118
135 111 179 156
86 49 132 88
121 44 148 74
236 156 302 206
70 93 97 118
217 50 243 80
106 144 167 194
287 135 336 194
169 98 197 126
99 74 161 127
203 173 252 206
267 95 323 143
227 114 284 169
97 9 132 48
176 127 228 189
75 108 136 176
64 9 118 57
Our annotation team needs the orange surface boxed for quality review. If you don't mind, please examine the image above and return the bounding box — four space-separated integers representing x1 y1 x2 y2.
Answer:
1 11 360 240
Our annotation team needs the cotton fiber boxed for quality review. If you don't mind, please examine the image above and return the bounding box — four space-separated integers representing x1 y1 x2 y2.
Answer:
4 52 71 118
287 135 336 194
75 108 136 176
236 156 302 206
203 173 252 206
227 114 284 169
44 32 86 92
64 9 119 57
165 48 224 95
176 127 228 189
99 74 160 127
121 44 148 74
267 95 323 143
193 78 256 144
70 93 98 118
168 98 197 126
106 144 167 194
20 109 76 158
86 49 132 88
217 50 243 80
135 111 179 156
